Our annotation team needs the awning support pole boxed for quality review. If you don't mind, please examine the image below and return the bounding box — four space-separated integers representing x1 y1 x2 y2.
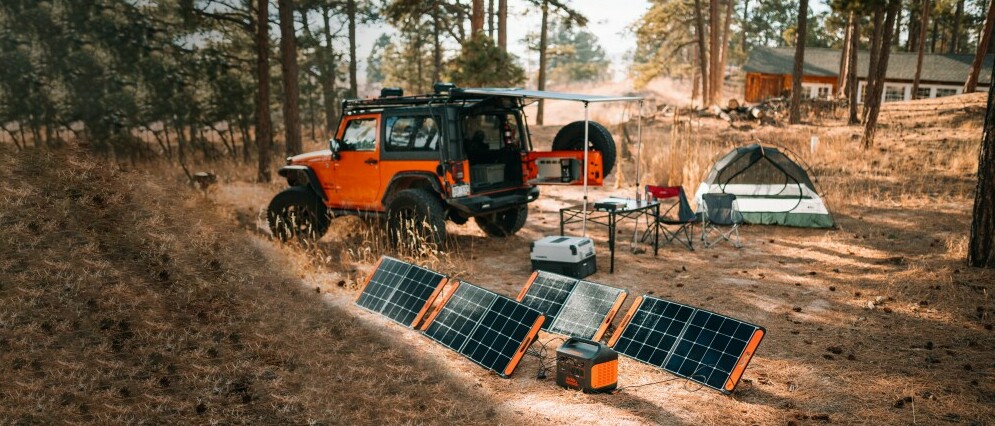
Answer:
632 100 645 247
635 100 644 200
582 101 590 236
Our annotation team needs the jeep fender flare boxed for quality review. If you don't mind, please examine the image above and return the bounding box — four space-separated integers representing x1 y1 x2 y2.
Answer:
381 172 445 205
277 165 327 203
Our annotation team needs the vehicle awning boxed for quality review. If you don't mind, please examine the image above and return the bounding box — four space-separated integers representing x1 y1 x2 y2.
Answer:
461 88 643 103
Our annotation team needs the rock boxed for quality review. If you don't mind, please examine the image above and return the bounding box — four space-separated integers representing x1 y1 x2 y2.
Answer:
894 396 913 408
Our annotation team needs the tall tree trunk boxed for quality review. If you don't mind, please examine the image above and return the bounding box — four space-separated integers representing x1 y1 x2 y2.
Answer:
789 0 808 124
837 11 853 98
966 0 995 93
893 6 902 48
256 0 272 183
848 14 860 125
279 0 302 156
321 5 338 131
488 0 494 39
718 0 734 102
694 0 709 106
691 49 701 103
347 0 358 98
930 17 938 53
908 4 919 52
471 0 485 34
864 8 884 122
912 0 930 100
498 0 507 50
951 0 965 53
969 63 995 267
708 0 721 105
536 0 549 125
433 14 442 84
862 0 900 149
741 0 749 55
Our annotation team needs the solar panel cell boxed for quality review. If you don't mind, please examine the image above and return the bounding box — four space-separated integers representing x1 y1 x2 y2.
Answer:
517 271 576 323
423 282 544 377
516 271 626 341
355 256 447 328
609 295 765 394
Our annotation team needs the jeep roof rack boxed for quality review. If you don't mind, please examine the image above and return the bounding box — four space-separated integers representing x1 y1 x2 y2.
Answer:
341 89 507 114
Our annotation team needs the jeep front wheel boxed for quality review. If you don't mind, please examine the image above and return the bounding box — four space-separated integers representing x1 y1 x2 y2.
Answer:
551 120 617 176
385 189 447 245
475 205 528 237
267 186 330 243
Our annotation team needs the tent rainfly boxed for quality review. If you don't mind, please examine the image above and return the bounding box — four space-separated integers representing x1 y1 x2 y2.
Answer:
693 144 834 228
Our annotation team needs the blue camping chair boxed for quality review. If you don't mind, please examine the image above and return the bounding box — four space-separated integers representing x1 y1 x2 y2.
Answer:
700 193 743 248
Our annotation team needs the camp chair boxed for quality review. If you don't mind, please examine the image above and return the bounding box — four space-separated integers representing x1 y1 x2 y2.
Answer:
700 193 743 248
642 185 698 250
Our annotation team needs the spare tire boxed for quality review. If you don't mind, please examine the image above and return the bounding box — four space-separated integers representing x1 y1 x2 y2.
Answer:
551 120 617 176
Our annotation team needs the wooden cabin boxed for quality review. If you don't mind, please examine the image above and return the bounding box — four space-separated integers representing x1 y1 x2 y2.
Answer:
743 47 993 103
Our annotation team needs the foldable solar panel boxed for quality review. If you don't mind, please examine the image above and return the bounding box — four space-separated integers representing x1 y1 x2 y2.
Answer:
421 281 545 377
608 296 765 394
355 256 447 328
516 271 627 341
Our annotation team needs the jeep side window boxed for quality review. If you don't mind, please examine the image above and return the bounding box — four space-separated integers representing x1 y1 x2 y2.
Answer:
340 118 377 151
386 116 439 151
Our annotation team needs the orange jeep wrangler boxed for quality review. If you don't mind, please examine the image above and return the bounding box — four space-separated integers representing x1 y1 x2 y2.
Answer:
267 84 617 243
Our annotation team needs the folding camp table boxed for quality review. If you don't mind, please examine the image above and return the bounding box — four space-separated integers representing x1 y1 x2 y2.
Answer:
560 197 660 273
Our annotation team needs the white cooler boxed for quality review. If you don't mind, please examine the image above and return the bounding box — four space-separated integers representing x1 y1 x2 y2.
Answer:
530 236 597 279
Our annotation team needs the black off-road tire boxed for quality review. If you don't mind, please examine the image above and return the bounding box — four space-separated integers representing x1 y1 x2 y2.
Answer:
267 186 330 243
385 188 447 245
475 205 528 237
551 120 617 176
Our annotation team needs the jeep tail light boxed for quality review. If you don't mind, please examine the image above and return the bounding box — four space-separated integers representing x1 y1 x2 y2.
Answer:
449 161 464 181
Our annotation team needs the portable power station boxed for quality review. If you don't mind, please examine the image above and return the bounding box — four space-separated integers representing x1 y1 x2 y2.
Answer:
555 337 618 393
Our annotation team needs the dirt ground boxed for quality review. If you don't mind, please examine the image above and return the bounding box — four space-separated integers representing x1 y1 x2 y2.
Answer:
207 92 994 425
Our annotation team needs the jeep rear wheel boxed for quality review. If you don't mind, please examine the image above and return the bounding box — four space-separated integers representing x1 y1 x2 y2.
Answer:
267 186 330 243
551 120 617 176
385 188 447 245
475 205 528 237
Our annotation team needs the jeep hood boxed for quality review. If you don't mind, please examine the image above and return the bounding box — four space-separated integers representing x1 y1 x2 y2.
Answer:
289 150 332 164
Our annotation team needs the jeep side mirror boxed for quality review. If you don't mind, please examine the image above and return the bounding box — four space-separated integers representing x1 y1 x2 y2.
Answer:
329 138 342 160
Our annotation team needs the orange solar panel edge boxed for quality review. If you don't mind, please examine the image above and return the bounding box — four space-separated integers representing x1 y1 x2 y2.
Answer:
419 281 461 331
607 296 642 347
516 271 539 302
411 277 447 328
723 328 766 393
503 314 545 377
355 257 385 303
593 292 628 342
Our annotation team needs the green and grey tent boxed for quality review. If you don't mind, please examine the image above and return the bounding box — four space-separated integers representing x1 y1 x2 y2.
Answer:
693 144 834 228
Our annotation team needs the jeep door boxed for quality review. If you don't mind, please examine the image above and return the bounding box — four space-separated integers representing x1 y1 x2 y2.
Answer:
379 108 446 199
330 114 381 209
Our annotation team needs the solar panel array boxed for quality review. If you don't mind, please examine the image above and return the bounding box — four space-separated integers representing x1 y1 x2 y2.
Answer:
516 271 627 341
355 257 765 389
355 256 447 328
608 296 765 393
422 281 545 377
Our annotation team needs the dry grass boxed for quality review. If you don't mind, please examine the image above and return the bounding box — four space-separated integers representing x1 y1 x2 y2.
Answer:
0 146 507 424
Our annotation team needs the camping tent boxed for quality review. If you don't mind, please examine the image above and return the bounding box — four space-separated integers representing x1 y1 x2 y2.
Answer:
693 144 834 228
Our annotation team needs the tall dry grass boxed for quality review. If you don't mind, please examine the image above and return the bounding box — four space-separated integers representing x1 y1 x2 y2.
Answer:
0 146 504 424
